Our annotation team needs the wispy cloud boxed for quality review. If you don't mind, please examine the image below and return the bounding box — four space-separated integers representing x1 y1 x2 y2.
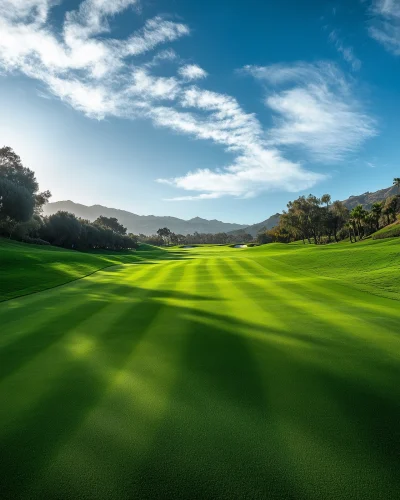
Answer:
244 62 376 162
328 30 362 71
0 1 189 118
178 64 208 81
368 0 400 54
145 49 178 68
0 2 376 201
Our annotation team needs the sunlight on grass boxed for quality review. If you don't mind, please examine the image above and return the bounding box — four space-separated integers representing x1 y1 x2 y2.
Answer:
68 337 96 358
0 238 400 499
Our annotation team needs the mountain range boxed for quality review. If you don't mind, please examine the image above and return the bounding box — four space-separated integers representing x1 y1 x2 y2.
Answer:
44 183 398 237
43 201 247 235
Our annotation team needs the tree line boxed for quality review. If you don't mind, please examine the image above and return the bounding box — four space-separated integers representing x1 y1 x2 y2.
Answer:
0 147 138 250
258 180 400 245
139 227 253 246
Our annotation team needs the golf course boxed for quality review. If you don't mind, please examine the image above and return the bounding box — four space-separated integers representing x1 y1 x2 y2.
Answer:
1 237 400 499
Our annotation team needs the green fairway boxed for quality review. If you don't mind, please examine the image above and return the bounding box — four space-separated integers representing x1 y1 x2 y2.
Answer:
0 239 174 302
1 239 400 499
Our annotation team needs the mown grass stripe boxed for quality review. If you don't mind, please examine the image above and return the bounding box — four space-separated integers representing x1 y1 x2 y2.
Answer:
28 259 198 499
0 262 185 495
236 257 400 364
0 258 162 333
0 261 182 432
223 256 400 499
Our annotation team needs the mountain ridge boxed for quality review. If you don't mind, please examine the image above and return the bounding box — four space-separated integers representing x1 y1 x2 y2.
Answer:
43 201 248 236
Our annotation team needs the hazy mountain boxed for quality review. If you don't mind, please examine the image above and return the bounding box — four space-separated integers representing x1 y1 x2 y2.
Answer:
43 201 247 236
229 213 281 237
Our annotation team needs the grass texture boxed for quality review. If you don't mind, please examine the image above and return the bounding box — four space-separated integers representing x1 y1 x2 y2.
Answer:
0 239 167 301
372 221 400 240
1 238 400 499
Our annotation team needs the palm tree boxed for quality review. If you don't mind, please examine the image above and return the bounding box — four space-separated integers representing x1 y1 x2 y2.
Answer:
383 196 398 225
371 202 383 232
364 212 375 235
345 220 355 243
350 205 366 240
393 177 400 194
331 200 348 242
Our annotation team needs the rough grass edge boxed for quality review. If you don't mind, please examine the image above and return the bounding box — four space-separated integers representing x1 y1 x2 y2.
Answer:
0 263 122 304
372 224 400 240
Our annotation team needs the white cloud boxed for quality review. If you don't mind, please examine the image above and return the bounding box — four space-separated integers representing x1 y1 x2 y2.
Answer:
244 62 376 162
165 193 223 201
0 0 57 23
0 2 189 80
160 148 324 201
373 0 400 17
328 30 361 71
178 64 207 81
64 0 139 39
145 49 178 68
43 76 117 118
122 17 190 58
368 0 400 54
151 91 325 199
0 2 375 201
127 69 181 101
243 61 348 89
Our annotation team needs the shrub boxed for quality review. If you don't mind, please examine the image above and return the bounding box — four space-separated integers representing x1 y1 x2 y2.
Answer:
21 236 51 245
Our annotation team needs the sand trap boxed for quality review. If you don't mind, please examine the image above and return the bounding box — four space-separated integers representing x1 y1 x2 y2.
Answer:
234 244 247 248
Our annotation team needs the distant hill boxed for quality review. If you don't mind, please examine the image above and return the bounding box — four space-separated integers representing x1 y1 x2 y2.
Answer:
341 184 398 210
229 213 281 237
43 201 247 236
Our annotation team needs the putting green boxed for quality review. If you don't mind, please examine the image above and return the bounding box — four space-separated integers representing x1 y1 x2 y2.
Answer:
1 240 400 499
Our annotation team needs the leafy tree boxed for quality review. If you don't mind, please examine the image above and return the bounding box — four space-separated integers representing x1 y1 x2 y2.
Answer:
0 147 51 236
0 146 38 194
0 177 35 237
321 194 331 208
265 225 292 243
42 211 82 248
40 212 137 250
393 177 400 194
257 231 272 245
175 234 187 245
169 232 179 246
157 227 172 245
13 214 43 241
330 201 349 243
94 216 127 235
35 190 52 214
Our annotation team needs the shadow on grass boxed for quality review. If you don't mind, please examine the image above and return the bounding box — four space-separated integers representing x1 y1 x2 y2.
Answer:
1 283 400 499
0 243 194 303
0 285 219 384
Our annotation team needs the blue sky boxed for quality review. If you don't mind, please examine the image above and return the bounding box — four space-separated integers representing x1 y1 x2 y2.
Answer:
0 0 399 224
